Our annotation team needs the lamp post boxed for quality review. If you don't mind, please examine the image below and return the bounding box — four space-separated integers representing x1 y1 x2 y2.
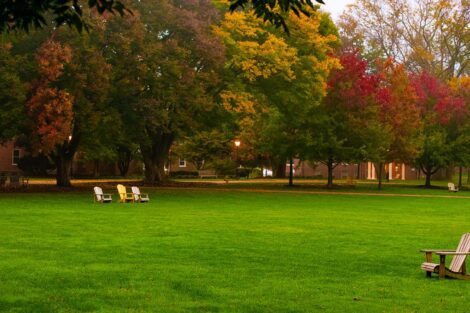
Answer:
234 139 241 177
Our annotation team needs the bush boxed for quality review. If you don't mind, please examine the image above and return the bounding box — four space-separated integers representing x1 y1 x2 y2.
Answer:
210 159 237 176
17 155 55 176
249 167 263 179
236 168 250 178
169 171 199 178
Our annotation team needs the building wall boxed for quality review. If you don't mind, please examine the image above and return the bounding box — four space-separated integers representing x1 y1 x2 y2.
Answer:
0 141 24 174
168 157 198 173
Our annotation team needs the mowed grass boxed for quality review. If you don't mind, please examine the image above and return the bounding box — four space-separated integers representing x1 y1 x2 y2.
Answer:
1 189 470 312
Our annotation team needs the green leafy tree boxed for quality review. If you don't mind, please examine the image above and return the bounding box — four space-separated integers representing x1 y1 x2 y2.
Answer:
106 0 225 184
0 0 325 33
0 43 27 142
176 130 233 171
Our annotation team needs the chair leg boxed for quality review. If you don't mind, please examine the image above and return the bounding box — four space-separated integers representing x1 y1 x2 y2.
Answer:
425 252 432 277
439 255 446 279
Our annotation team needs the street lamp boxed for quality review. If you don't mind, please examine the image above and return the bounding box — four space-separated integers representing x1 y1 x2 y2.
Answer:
234 139 241 161
234 139 241 177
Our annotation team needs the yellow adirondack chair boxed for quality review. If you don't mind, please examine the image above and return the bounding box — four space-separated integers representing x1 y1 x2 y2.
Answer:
117 184 134 203
421 233 470 279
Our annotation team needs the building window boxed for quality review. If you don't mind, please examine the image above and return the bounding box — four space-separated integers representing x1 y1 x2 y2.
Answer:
12 149 20 165
179 158 187 168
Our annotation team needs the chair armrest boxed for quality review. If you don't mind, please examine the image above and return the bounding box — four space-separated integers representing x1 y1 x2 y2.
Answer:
103 194 112 198
141 193 149 197
420 249 455 253
435 251 470 255
126 193 134 197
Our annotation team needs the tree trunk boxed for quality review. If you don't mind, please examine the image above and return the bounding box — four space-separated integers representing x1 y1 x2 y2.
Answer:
425 171 432 188
117 146 132 177
288 157 294 187
420 164 435 188
326 158 334 189
375 162 383 190
142 153 168 185
459 166 463 188
356 163 361 179
272 158 286 178
55 151 73 187
54 136 79 187
118 159 130 177
141 132 174 185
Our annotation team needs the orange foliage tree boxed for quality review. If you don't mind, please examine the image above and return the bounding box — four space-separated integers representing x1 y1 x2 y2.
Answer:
26 39 74 157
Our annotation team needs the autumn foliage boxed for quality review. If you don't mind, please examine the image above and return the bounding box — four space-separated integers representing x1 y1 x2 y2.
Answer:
26 39 74 155
412 71 466 125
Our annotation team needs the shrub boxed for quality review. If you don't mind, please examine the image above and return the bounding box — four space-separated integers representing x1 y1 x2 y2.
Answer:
169 171 199 178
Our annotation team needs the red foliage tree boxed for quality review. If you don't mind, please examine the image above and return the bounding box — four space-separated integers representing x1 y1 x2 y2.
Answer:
313 50 380 188
373 60 421 188
411 71 466 187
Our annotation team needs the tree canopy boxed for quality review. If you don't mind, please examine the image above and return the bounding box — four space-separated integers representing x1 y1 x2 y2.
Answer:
0 0 325 33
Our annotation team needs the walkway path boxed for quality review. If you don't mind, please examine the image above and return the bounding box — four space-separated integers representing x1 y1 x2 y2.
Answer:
161 186 470 199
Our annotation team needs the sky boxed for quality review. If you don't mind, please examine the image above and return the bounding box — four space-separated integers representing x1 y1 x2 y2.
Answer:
320 0 356 20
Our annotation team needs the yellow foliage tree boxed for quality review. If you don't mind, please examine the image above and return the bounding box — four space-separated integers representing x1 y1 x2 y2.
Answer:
215 7 340 181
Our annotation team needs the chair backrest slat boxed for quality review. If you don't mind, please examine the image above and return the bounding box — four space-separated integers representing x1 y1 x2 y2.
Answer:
450 233 470 272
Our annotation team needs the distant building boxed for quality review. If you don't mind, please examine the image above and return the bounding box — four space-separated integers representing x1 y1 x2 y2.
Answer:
0 139 450 181
288 160 448 181
0 141 25 174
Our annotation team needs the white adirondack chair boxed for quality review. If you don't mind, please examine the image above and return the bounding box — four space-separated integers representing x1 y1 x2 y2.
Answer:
448 182 459 192
132 186 149 203
93 186 112 203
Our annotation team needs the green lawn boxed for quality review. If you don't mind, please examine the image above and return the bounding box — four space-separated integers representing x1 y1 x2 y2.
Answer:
1 189 470 312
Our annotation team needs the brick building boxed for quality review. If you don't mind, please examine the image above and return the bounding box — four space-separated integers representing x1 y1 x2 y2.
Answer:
0 141 25 174
289 160 447 181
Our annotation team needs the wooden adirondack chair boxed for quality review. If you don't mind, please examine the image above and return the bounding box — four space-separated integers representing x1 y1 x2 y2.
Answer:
93 186 112 203
117 184 134 203
448 182 459 192
131 186 150 203
421 233 470 279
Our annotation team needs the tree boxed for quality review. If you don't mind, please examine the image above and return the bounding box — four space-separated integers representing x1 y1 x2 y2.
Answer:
106 0 225 184
372 60 421 189
449 77 470 187
54 32 113 186
0 0 325 33
307 50 381 188
18 15 113 187
215 8 339 186
26 39 74 156
412 71 466 187
0 0 127 33
339 0 470 79
175 130 233 171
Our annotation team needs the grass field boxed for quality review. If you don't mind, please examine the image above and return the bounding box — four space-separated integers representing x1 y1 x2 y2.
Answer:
1 188 470 312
